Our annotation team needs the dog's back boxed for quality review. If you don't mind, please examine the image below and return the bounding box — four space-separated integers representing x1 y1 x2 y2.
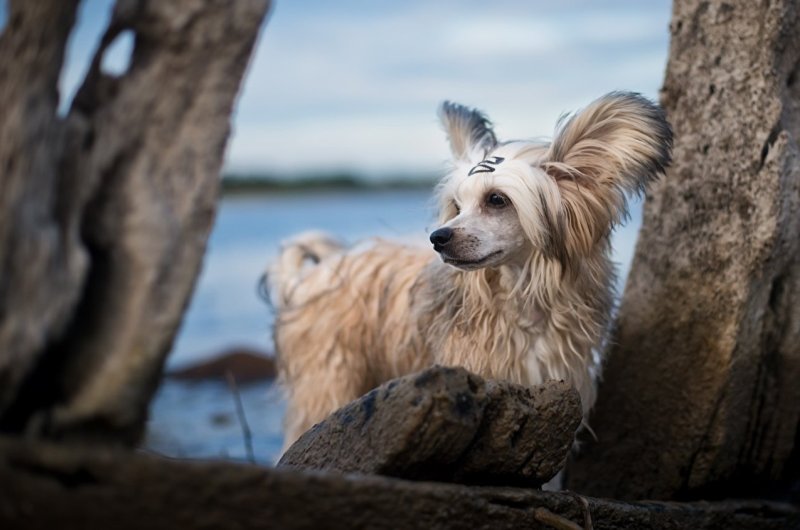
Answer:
266 231 345 310
268 234 434 446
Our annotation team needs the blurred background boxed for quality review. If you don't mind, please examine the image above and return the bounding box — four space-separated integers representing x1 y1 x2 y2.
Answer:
0 0 671 463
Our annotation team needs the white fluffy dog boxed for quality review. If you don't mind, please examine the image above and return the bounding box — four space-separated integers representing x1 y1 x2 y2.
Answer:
267 92 672 448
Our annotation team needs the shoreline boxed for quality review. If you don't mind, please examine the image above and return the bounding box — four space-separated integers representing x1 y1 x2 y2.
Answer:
220 174 436 196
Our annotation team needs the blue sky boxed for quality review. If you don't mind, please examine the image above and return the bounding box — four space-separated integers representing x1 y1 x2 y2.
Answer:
0 0 672 178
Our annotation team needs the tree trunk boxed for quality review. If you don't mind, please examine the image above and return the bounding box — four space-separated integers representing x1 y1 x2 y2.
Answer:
0 0 270 444
568 0 800 500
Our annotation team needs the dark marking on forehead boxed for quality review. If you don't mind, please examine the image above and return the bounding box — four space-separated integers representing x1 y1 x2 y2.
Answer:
468 156 505 176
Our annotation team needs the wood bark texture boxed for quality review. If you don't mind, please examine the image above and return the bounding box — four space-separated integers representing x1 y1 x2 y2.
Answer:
0 0 270 443
568 0 800 500
0 438 797 530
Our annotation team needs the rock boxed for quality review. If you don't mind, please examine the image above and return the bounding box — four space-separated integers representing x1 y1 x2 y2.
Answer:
168 348 277 383
451 379 581 485
280 366 488 481
278 366 582 487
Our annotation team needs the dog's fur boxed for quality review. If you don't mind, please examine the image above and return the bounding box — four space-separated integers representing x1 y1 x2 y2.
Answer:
267 92 672 448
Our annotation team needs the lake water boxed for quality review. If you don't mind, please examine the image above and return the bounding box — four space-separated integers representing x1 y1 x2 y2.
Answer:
144 188 644 464
167 188 438 369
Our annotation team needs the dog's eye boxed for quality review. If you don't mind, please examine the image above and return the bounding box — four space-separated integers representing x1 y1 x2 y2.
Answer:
486 193 509 208
452 201 461 214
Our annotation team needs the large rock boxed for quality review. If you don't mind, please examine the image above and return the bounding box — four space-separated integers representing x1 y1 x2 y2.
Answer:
279 366 582 487
452 379 581 485
569 0 800 500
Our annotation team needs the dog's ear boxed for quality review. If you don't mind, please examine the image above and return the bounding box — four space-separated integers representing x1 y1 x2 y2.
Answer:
439 101 497 164
543 92 672 254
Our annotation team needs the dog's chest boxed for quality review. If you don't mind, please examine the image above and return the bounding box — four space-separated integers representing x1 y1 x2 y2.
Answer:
523 335 552 387
428 301 547 385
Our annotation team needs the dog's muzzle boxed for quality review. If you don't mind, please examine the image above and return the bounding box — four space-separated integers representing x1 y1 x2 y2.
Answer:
429 227 453 252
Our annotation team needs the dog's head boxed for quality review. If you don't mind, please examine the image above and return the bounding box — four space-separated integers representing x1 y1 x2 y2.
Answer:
431 92 672 273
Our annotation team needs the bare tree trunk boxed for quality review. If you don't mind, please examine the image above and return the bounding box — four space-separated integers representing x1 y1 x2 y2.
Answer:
0 0 82 433
0 0 270 444
568 0 800 500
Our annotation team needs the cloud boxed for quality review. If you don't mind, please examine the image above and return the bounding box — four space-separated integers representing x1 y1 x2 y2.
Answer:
229 0 670 175
226 113 448 175
44 0 671 176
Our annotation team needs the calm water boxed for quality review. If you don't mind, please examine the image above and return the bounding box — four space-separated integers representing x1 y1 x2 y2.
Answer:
167 188 437 369
145 188 643 464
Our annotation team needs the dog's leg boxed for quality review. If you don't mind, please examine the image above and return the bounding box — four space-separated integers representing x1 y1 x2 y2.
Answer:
280 348 371 452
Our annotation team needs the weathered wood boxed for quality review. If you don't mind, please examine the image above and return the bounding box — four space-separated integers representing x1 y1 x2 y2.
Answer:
0 437 796 530
0 0 270 444
569 0 800 500
279 367 582 488
0 0 82 429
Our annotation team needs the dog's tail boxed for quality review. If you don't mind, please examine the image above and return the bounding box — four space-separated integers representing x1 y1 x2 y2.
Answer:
262 231 345 309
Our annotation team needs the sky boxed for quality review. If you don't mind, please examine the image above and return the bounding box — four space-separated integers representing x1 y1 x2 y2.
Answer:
0 0 672 179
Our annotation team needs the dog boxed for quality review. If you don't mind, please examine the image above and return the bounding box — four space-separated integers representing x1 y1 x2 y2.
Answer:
267 92 672 449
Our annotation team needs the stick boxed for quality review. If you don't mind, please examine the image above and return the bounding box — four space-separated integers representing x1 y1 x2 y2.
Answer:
226 370 255 464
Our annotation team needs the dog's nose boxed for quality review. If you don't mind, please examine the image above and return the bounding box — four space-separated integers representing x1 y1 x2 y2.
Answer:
430 227 453 247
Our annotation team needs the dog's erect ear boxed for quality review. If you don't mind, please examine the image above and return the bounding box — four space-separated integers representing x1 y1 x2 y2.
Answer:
544 91 672 215
542 92 672 255
439 101 497 164
542 92 672 259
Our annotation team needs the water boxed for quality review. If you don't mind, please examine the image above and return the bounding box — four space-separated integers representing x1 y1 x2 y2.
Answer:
145 379 286 464
145 188 436 463
145 188 643 464
168 188 437 369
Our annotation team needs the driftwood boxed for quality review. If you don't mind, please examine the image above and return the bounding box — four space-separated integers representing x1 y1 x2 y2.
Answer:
0 437 797 530
0 0 270 444
568 0 800 500
279 366 582 488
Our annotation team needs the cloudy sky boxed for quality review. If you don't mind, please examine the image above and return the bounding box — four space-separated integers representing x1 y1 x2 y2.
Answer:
1 0 672 178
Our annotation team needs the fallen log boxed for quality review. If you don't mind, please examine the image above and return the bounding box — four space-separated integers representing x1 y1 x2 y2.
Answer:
278 366 582 488
0 437 796 530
